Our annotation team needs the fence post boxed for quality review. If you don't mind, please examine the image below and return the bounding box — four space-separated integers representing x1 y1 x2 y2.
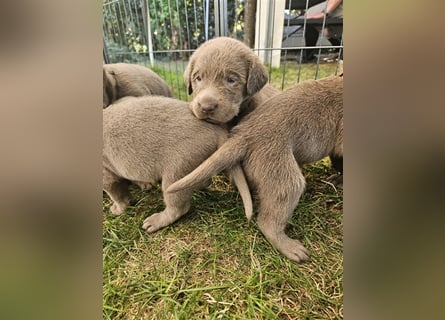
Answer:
255 0 285 68
142 0 154 67
214 0 228 37
205 0 210 40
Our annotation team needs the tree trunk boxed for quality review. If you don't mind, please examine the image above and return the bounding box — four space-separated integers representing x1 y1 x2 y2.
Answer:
244 0 256 48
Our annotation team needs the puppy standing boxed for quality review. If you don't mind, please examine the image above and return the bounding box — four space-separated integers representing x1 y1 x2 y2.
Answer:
103 63 173 108
168 75 343 263
184 37 279 125
103 96 252 232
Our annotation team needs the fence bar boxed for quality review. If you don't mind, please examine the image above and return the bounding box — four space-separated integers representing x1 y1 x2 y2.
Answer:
102 0 343 93
142 0 154 66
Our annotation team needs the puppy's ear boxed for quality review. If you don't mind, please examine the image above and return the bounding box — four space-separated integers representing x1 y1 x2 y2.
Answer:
103 68 109 108
183 60 194 95
103 67 117 108
247 60 268 96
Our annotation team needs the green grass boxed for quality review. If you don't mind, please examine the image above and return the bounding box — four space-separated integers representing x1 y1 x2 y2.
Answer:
150 60 342 100
151 62 189 101
103 163 342 319
104 61 343 319
267 61 341 90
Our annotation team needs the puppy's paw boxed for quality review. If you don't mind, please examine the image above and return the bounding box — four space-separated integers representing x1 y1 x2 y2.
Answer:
142 212 170 233
277 238 311 263
110 202 126 215
134 181 152 190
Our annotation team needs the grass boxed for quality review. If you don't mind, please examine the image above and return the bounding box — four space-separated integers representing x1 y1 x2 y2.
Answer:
267 61 341 90
103 61 343 319
150 59 342 99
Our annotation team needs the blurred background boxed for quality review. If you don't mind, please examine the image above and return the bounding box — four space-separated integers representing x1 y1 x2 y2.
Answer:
1 0 444 319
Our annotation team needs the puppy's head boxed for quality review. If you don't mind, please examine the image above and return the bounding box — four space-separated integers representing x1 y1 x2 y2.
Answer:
184 37 268 124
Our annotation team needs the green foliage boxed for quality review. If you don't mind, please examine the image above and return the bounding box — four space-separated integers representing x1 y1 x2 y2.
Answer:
104 0 246 61
126 28 148 53
103 0 146 51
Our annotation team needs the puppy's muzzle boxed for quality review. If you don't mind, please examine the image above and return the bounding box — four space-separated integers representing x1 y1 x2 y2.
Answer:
199 102 218 114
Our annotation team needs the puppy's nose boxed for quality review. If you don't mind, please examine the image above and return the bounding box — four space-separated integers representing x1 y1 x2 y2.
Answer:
200 103 217 114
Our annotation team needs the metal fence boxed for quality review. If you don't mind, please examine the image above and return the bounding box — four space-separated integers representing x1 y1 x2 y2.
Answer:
102 0 343 100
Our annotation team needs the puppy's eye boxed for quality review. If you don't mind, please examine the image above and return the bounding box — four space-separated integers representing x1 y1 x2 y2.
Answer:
226 76 237 84
194 75 202 82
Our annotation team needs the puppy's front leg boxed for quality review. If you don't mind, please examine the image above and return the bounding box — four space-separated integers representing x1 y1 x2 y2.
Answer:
103 167 132 215
142 180 192 233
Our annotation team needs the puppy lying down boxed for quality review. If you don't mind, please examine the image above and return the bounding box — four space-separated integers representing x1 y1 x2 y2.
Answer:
168 75 343 263
103 95 252 232
103 63 173 108
183 37 279 125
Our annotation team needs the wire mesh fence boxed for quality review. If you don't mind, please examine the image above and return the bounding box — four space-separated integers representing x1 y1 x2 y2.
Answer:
102 0 343 100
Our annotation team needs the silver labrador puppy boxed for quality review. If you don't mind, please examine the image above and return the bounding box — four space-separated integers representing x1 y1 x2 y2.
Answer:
184 37 278 125
103 95 252 232
103 63 173 108
168 75 343 263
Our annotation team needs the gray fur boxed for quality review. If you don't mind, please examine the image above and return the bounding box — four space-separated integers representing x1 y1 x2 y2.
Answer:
103 95 252 232
168 75 343 263
103 63 173 108
184 37 278 125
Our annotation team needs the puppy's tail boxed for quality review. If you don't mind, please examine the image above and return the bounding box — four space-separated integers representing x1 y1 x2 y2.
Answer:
167 138 251 218
168 138 244 192
228 164 253 221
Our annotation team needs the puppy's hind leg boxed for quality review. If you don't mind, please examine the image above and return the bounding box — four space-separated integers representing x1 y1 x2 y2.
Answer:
328 125 343 183
329 154 343 174
142 177 193 233
103 167 132 215
329 134 343 184
255 159 310 263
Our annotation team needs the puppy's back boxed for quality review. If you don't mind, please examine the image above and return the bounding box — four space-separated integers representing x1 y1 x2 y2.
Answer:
103 96 227 179
103 63 173 107
232 75 343 164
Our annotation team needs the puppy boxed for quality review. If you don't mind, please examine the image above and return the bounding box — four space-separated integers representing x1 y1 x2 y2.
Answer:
103 63 173 108
184 37 279 125
103 96 252 232
168 75 343 263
